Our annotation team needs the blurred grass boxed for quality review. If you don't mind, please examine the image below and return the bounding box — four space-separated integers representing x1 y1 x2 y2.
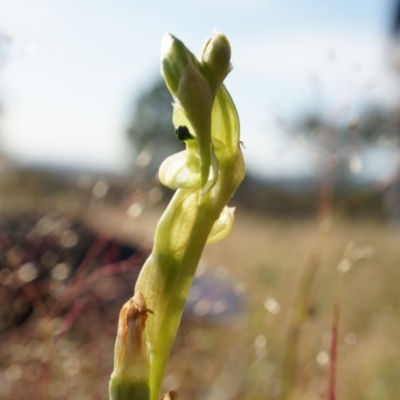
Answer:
172 211 400 399
1 183 400 399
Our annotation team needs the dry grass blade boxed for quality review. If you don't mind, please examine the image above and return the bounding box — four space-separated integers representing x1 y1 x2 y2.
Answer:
328 302 339 400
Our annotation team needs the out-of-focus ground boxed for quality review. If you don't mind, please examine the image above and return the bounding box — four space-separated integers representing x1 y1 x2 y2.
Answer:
0 173 399 400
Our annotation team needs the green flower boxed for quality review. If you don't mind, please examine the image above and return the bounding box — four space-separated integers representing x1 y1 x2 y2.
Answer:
110 32 245 400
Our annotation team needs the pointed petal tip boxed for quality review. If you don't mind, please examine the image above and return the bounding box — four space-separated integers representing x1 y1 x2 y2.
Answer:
161 34 175 60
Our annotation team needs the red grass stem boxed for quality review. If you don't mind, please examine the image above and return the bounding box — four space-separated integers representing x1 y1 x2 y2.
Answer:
328 302 340 400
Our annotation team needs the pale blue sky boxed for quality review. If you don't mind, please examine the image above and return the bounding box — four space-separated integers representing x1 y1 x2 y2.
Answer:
0 0 398 178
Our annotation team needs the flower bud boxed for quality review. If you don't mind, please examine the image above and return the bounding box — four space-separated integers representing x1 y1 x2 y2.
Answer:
200 31 232 96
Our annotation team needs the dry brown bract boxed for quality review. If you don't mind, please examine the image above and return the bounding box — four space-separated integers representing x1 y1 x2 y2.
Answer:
161 391 179 400
117 291 153 359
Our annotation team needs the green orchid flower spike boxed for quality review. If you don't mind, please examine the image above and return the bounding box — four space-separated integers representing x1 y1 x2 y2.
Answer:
110 31 245 400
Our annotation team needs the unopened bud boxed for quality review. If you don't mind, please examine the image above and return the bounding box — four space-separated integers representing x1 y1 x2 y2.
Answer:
200 31 232 96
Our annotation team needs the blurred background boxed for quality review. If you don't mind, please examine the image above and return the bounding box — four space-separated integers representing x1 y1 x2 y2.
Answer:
1 0 400 399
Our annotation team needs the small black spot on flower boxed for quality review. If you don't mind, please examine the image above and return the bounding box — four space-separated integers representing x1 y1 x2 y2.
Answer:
175 125 195 142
